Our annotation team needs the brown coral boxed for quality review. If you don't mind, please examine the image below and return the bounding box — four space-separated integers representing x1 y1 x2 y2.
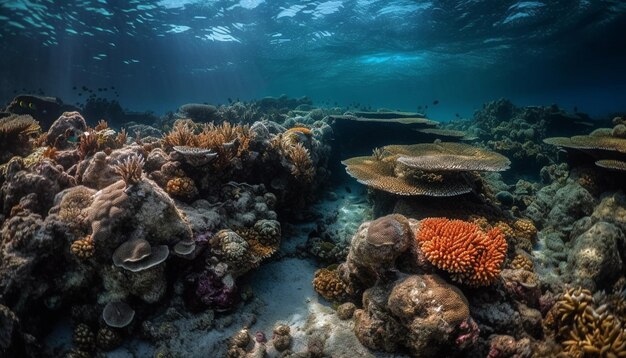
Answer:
0 114 41 155
387 142 510 172
513 219 537 243
166 177 198 200
73 323 95 352
287 143 315 181
71 235 95 260
547 288 626 358
95 120 109 131
162 121 198 148
416 218 507 287
595 159 626 172
96 327 122 351
342 155 473 196
510 253 534 271
313 267 348 302
79 131 99 159
113 155 144 185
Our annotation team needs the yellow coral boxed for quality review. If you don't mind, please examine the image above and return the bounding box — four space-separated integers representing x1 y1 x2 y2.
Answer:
313 268 348 302
166 177 198 200
513 219 537 243
71 235 95 260
510 253 533 271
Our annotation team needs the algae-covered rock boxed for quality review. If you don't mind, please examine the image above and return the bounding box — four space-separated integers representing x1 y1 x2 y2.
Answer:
567 221 625 291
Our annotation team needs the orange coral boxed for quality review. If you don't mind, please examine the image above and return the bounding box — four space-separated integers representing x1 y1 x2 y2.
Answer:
416 218 507 286
286 127 313 136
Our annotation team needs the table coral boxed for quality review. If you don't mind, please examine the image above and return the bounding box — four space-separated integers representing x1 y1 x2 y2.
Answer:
416 217 507 287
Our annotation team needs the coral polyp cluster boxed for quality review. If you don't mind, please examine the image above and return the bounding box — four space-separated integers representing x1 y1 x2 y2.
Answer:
545 287 626 357
416 217 508 286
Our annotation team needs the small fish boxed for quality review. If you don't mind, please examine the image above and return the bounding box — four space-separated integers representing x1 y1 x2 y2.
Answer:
433 100 439 105
424 105 428 109
574 106 578 112
72 86 77 90
455 113 460 117
418 105 422 110
345 186 352 193
110 86 115 89
227 97 232 103
78 93 82 96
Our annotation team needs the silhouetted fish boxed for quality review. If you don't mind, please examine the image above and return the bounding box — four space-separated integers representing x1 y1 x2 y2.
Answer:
433 100 439 105
345 187 352 193
455 113 460 117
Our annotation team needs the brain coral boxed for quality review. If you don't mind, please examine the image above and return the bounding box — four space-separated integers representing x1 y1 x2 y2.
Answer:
416 218 507 287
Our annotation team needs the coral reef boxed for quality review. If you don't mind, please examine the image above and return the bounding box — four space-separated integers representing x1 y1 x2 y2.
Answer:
1 97 625 358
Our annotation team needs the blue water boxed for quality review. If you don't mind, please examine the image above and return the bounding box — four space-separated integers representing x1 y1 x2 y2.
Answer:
1 0 626 118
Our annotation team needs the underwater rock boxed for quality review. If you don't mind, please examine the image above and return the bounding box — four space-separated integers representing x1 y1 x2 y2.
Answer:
496 190 514 207
354 274 476 357
1 158 75 216
177 103 218 123
338 214 412 290
0 114 41 163
545 182 595 231
46 111 87 149
567 221 625 291
4 94 78 129
126 124 163 139
591 191 626 234
525 180 594 231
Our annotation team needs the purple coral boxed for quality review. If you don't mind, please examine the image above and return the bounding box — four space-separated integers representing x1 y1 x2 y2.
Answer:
455 318 479 349
195 270 238 310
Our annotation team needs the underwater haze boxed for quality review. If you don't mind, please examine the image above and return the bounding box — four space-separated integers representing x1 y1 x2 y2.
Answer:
2 0 626 118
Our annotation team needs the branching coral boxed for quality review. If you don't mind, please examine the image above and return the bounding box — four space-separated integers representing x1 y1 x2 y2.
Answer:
546 288 626 357
286 143 315 182
79 131 99 160
197 122 253 169
162 121 198 148
113 155 144 186
416 218 507 286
